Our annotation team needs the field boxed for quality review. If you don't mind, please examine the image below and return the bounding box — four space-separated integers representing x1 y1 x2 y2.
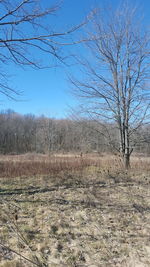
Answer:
0 153 150 266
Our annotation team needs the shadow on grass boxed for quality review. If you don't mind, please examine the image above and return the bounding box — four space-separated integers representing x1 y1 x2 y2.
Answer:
0 178 149 196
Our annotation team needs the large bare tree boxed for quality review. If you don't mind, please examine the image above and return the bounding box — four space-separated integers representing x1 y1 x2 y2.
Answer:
71 3 150 169
0 0 87 99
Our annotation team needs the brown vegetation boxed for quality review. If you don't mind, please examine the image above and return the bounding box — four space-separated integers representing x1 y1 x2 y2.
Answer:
0 153 150 266
0 153 149 178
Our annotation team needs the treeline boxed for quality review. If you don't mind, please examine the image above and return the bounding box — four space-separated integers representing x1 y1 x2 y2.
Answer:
0 109 149 155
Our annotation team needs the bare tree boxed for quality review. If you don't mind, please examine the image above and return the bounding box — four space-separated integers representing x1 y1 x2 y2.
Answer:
70 3 150 169
0 0 88 99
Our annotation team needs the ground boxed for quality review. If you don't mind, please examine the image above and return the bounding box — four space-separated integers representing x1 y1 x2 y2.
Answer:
0 154 150 266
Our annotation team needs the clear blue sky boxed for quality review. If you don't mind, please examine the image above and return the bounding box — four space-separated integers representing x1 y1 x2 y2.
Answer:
2 0 150 118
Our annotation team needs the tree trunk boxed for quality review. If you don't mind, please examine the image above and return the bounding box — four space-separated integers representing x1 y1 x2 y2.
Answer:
124 152 130 169
124 133 131 168
120 123 131 169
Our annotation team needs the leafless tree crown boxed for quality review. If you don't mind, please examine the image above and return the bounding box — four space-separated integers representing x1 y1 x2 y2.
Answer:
70 3 150 168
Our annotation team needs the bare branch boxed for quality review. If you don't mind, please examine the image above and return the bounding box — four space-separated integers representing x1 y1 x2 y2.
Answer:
70 3 150 168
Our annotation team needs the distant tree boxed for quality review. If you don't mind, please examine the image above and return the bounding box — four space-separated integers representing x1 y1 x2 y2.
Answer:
0 0 88 99
71 3 150 168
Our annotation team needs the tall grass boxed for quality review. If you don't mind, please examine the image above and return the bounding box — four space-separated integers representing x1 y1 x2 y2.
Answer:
0 153 149 178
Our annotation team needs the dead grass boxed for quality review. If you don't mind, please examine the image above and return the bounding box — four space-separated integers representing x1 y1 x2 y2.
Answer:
0 153 150 266
0 154 92 178
0 153 149 178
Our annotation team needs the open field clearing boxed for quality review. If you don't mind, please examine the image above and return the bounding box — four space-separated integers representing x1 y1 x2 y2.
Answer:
0 154 150 266
0 153 150 178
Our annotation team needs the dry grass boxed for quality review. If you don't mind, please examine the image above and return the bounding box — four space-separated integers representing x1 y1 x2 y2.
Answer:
0 152 149 178
0 153 92 178
0 153 150 266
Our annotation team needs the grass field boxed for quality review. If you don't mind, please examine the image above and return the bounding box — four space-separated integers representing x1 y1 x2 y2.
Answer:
0 153 150 266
